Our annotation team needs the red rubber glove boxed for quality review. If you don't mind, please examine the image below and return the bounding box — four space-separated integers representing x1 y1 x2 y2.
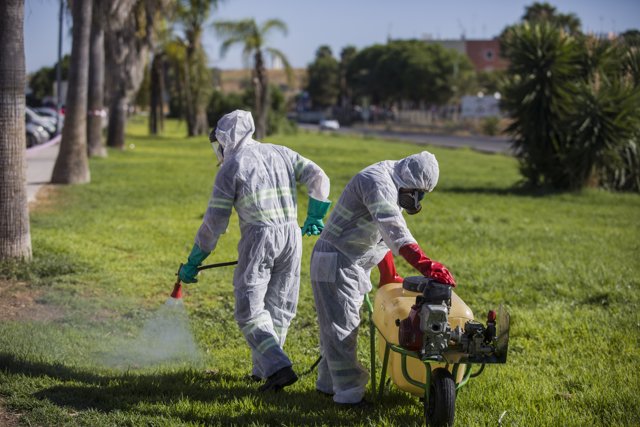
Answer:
399 243 456 286
377 250 404 287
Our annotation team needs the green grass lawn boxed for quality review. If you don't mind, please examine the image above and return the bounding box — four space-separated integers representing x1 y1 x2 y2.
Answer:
1 117 639 426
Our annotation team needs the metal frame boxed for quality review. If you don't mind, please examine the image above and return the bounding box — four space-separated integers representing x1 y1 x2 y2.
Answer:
364 293 484 405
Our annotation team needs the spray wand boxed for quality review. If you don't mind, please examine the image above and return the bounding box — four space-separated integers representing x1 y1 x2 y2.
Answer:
170 260 239 300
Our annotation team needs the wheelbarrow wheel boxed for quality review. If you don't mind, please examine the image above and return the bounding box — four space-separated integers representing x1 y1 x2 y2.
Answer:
424 368 455 427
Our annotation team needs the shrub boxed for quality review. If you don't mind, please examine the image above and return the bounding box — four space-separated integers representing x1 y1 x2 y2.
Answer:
501 23 640 192
481 116 501 136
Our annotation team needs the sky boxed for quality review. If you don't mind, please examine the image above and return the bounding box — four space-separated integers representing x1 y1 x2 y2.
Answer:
24 0 640 74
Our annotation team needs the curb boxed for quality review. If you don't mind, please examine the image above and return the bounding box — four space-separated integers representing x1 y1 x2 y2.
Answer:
26 134 61 156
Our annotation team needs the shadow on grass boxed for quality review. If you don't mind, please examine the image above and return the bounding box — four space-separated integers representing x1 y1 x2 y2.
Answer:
1 353 422 425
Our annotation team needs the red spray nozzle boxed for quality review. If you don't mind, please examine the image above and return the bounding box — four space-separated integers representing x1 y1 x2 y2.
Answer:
171 281 183 299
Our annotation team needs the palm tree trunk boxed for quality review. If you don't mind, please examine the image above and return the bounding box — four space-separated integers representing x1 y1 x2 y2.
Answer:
149 53 165 135
183 63 197 137
104 0 152 148
0 0 32 260
87 0 107 157
52 0 92 184
196 108 208 134
254 50 268 139
107 95 127 149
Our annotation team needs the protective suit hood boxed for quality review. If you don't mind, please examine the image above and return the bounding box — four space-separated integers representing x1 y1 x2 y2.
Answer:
392 151 439 192
213 110 256 161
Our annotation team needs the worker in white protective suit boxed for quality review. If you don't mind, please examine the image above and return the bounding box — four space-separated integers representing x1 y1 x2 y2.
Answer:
179 110 331 392
310 151 455 406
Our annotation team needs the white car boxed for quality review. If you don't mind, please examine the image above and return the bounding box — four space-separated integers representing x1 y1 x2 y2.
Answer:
319 119 340 131
26 122 49 148
26 107 56 137
33 106 64 131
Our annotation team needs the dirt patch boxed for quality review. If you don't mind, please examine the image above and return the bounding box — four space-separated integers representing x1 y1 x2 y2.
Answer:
29 184 62 213
0 279 65 322
0 399 20 427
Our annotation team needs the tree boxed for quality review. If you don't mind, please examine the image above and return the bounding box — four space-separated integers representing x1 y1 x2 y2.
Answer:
214 18 292 139
339 45 357 107
521 2 581 35
0 0 32 260
207 84 293 136
104 0 166 149
306 45 339 109
172 0 220 137
621 29 640 48
148 52 166 135
51 0 93 184
164 38 188 120
28 56 70 103
87 0 107 157
347 40 473 108
147 14 173 135
502 23 582 188
501 22 640 191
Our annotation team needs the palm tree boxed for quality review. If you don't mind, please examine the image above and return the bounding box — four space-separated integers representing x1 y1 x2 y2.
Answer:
52 0 93 184
174 0 220 137
87 0 107 157
104 0 168 149
148 15 174 136
502 23 640 191
214 18 292 139
0 0 32 260
149 51 166 135
521 2 581 35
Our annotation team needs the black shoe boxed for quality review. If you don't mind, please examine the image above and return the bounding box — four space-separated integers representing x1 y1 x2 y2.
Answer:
248 374 263 383
258 366 298 392
316 388 334 398
335 399 371 410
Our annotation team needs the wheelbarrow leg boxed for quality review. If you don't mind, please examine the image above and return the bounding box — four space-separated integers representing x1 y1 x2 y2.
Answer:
422 360 432 425
378 342 391 401
369 305 376 398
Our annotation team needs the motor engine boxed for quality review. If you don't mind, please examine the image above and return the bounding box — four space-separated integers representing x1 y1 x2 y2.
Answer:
419 301 451 357
398 277 500 361
399 277 453 359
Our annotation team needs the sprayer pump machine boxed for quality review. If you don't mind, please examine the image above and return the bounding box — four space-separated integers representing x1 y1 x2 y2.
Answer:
398 277 503 363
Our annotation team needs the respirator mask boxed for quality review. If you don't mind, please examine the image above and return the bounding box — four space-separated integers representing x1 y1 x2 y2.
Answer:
398 188 425 215
209 129 224 165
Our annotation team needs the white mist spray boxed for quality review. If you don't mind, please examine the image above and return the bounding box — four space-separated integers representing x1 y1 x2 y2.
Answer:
101 292 203 369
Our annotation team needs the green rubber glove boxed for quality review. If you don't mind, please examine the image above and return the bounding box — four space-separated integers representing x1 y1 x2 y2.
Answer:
178 244 211 283
301 198 331 236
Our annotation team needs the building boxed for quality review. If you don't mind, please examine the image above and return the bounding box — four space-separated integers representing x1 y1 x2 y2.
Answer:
424 38 508 72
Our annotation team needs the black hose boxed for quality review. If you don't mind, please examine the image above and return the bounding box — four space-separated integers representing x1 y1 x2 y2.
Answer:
197 260 238 271
300 355 323 377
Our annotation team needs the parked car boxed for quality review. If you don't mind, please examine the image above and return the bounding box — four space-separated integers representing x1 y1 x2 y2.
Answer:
25 122 49 148
319 119 340 131
26 107 56 137
33 106 64 131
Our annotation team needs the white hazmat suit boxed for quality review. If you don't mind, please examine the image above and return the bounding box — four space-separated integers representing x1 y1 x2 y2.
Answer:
310 151 439 404
195 110 330 381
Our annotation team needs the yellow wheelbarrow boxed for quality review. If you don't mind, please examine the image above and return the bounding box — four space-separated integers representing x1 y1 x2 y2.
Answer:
365 276 510 426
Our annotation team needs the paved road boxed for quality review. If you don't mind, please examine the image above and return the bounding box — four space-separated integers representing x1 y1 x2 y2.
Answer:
299 124 513 155
25 135 60 204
